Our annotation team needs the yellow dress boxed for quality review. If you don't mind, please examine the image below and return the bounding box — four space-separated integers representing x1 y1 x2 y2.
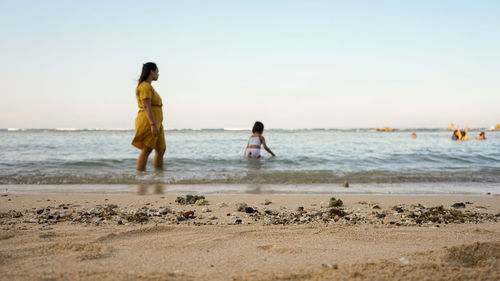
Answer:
132 82 166 150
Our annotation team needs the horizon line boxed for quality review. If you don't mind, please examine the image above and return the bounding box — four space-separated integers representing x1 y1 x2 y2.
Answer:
2 127 498 131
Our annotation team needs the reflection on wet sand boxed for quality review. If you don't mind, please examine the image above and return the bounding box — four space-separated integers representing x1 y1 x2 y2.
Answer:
246 159 263 193
245 184 263 194
137 184 165 195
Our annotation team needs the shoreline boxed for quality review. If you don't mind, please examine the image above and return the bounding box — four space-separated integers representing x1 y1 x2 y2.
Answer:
1 193 499 280
1 183 499 196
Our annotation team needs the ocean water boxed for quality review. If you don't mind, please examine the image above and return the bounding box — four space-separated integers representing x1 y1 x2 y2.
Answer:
0 128 499 194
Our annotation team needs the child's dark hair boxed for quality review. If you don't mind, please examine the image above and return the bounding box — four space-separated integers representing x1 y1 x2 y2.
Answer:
252 121 264 133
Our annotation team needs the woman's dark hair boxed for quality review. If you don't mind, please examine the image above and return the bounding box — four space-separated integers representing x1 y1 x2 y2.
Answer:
138 62 158 86
452 130 459 140
252 121 264 133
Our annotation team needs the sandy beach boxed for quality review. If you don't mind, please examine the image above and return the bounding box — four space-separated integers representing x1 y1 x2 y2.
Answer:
2 0 500 280
0 192 499 280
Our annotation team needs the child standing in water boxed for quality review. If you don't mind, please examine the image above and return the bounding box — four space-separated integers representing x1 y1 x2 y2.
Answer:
244 121 276 158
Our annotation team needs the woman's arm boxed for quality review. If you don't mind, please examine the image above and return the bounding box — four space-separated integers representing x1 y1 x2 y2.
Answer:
141 99 159 137
260 136 276 157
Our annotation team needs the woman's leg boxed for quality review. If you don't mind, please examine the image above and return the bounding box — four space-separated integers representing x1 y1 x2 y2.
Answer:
153 148 165 169
137 146 153 171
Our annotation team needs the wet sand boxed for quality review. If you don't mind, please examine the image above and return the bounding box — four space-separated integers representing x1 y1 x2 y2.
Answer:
1 193 499 280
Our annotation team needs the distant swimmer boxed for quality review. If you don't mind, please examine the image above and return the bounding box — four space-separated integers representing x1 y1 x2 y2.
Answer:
452 125 468 141
475 132 486 140
244 121 276 158
411 133 416 139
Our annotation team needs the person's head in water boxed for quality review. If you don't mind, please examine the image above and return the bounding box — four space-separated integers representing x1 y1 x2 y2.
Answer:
138 62 159 86
252 121 264 134
476 132 486 140
411 133 416 139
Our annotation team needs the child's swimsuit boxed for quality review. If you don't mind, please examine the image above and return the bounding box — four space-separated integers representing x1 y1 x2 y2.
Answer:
245 136 262 158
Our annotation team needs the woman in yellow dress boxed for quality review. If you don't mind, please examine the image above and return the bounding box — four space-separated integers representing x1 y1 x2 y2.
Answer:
132 62 166 171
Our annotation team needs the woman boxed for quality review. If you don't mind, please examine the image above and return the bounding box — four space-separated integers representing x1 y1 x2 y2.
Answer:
132 62 166 171
451 125 468 141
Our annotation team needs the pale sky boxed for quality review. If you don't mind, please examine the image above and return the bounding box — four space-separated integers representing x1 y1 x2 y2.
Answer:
0 0 499 129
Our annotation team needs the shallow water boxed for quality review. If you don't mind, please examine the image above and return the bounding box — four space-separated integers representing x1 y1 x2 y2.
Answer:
0 129 499 193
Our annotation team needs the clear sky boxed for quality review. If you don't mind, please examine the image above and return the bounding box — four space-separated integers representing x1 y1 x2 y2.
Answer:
0 0 499 129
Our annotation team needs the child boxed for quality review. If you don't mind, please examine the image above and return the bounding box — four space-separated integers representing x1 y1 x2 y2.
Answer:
244 121 276 158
